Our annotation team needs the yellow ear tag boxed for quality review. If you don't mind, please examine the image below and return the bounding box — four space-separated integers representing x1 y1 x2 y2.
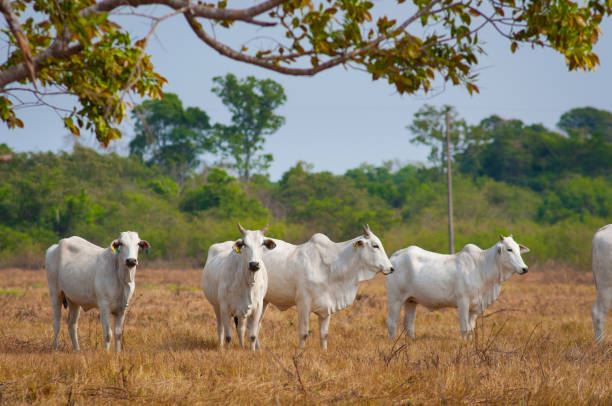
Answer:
233 245 241 254
353 242 359 251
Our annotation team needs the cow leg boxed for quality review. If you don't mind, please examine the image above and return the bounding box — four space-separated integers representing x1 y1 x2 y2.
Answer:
237 317 247 349
255 302 269 349
592 286 612 343
219 306 233 347
297 302 311 349
99 306 113 351
247 306 263 351
469 312 478 332
50 293 62 350
66 301 81 351
386 298 403 340
458 298 471 340
403 301 417 340
113 310 127 353
317 314 331 350
212 304 224 348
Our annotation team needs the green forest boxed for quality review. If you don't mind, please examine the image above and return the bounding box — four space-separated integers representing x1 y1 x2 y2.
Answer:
1 103 610 269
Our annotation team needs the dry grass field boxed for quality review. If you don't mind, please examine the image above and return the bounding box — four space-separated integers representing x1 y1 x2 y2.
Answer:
0 266 610 405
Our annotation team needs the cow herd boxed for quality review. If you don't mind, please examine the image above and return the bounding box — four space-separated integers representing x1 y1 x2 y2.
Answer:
43 224 612 352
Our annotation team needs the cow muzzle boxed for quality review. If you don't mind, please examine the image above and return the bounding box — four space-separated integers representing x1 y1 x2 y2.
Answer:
382 266 394 275
248 261 261 271
519 267 528 274
125 258 138 268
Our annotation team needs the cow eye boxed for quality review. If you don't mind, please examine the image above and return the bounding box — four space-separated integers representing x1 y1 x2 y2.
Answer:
506 248 512 252
372 243 380 249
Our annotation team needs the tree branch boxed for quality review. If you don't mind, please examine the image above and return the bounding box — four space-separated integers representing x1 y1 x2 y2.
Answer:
0 0 36 85
1 0 284 90
0 42 83 90
87 0 283 26
107 6 188 120
184 1 441 76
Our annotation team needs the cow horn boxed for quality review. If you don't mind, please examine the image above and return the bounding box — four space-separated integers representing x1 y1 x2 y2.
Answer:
499 234 505 242
363 224 371 237
261 223 269 234
237 223 246 235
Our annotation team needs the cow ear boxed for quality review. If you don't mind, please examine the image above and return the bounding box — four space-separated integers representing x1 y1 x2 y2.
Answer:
263 239 276 250
497 245 501 255
354 240 365 251
111 240 122 254
519 244 530 254
233 240 244 253
139 240 150 254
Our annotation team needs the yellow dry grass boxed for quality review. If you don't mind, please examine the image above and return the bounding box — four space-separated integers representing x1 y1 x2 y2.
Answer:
0 266 610 405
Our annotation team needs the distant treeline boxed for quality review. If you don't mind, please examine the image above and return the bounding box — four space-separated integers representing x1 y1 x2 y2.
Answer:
0 109 610 269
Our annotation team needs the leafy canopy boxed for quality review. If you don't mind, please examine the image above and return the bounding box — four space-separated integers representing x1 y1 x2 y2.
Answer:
408 104 476 167
558 107 612 141
129 93 213 183
1 0 611 145
212 74 286 180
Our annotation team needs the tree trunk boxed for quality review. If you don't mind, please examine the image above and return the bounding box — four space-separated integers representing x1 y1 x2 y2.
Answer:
445 109 454 254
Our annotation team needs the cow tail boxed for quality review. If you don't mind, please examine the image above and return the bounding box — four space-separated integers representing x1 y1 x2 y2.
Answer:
234 316 239 329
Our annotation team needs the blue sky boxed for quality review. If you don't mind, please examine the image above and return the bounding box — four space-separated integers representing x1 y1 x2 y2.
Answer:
1 8 611 180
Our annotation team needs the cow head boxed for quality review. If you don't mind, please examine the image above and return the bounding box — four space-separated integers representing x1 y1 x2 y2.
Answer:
353 224 394 276
233 223 276 286
111 231 150 269
496 234 529 275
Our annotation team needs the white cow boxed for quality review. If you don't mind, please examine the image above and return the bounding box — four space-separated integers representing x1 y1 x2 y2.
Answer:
592 224 612 343
202 224 276 350
262 225 394 349
386 235 529 340
45 231 150 352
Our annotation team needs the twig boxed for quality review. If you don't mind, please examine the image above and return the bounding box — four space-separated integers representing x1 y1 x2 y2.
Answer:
480 307 525 319
120 293 141 350
106 7 188 121
536 350 547 382
292 350 307 394
520 322 542 360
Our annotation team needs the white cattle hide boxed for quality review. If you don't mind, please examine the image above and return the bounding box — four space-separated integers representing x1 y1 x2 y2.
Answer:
202 224 275 350
592 224 612 343
262 225 394 349
45 231 149 352
386 235 529 340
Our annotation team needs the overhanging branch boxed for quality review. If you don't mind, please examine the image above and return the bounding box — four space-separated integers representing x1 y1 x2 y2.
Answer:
183 0 441 76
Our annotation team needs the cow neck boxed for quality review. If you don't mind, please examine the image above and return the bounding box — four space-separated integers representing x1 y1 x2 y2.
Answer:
327 239 363 282
108 249 136 287
236 256 263 302
318 239 366 313
475 244 509 312
478 244 504 284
